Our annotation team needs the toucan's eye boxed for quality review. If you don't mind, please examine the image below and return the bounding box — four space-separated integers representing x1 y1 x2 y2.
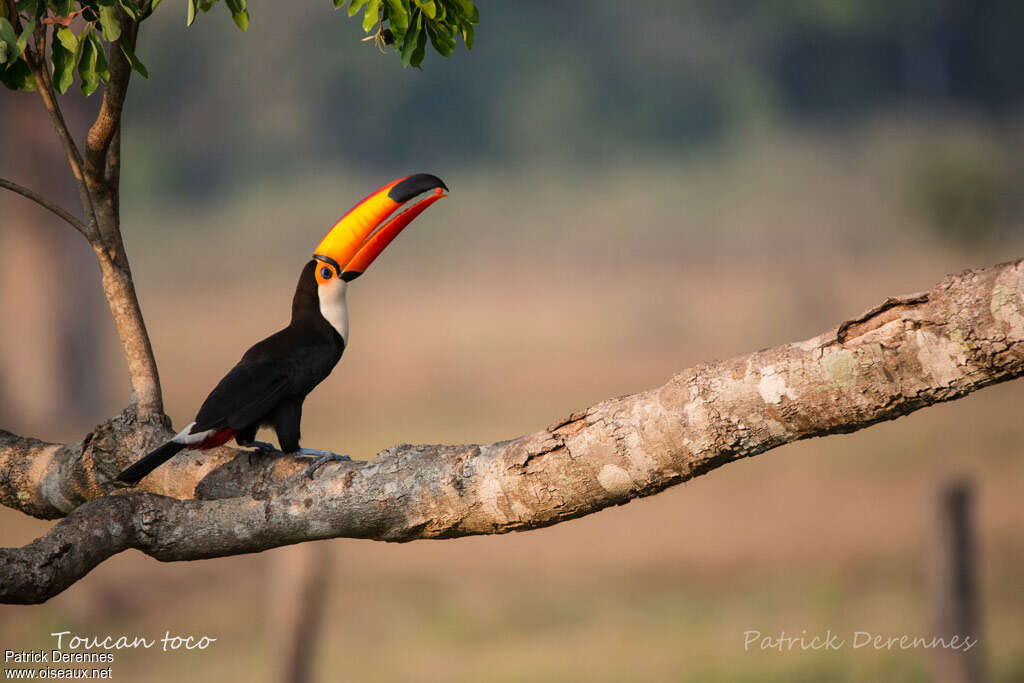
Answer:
320 266 333 280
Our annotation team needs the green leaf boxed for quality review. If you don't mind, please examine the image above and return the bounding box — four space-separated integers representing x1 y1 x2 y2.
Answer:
383 0 408 43
118 0 139 20
90 31 109 82
98 5 121 41
0 2 6 19
0 42 7 65
51 30 76 93
0 18 17 53
186 0 196 26
454 0 478 23
0 17 31 64
409 24 425 66
362 0 379 32
416 0 436 19
462 22 473 49
118 35 147 77
384 0 407 29
333 0 345 9
53 0 75 16
78 30 99 95
56 26 78 51
16 0 42 19
224 0 248 30
0 56 35 90
347 0 369 17
400 22 418 65
15 18 33 55
425 20 453 56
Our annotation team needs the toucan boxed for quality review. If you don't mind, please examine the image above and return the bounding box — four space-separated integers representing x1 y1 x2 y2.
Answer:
116 174 448 484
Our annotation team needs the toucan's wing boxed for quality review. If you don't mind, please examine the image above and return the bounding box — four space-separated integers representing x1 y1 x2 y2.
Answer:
192 360 293 433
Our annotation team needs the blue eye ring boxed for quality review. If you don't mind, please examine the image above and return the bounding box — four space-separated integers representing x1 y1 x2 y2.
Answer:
320 266 333 280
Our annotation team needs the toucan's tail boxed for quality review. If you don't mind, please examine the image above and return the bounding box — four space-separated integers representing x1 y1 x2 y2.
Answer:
117 441 187 484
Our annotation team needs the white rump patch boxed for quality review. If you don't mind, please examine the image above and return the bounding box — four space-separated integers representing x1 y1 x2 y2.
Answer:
172 421 213 445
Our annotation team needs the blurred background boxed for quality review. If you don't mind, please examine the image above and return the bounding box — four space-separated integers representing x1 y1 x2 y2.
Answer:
1 1 1023 680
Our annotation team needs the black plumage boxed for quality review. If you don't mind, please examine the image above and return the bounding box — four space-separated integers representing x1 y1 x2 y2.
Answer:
193 260 345 446
117 260 344 483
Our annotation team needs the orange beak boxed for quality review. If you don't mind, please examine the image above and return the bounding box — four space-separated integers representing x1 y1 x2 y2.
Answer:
313 174 447 281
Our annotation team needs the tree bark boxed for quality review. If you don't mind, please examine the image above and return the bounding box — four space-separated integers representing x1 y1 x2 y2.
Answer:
93 243 163 416
1 258 1022 604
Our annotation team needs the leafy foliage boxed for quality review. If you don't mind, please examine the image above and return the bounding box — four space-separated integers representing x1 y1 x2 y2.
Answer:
0 9 36 91
337 0 479 68
0 0 478 94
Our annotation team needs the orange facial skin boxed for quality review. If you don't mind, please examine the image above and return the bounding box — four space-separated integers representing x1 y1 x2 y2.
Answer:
314 260 339 286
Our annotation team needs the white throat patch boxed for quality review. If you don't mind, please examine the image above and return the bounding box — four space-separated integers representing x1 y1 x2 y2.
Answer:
318 278 349 342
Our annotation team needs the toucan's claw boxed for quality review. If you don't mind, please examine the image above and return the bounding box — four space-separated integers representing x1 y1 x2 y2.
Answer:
300 449 352 478
242 440 279 452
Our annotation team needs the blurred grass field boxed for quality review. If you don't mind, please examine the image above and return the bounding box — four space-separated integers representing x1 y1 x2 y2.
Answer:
2 122 1023 682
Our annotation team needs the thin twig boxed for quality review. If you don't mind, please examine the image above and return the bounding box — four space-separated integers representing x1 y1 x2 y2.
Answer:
98 17 138 260
0 176 91 237
4 0 19 32
105 20 138 192
85 11 134 194
24 25 101 243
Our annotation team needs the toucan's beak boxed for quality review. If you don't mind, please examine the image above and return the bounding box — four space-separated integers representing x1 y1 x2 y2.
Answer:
313 173 448 282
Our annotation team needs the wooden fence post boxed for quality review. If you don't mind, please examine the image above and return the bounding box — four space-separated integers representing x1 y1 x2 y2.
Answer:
930 478 985 683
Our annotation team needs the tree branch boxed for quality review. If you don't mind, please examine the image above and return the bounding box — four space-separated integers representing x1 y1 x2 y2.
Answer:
84 17 132 190
83 18 164 418
19 16 164 417
0 176 91 237
2 258 1023 603
23 27 101 243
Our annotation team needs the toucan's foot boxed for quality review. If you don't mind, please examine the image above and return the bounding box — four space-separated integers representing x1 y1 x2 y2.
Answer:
241 440 280 452
299 449 352 478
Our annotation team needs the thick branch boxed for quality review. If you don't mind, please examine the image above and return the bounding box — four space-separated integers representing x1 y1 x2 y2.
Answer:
93 247 165 417
0 176 91 236
2 259 1023 603
83 19 163 417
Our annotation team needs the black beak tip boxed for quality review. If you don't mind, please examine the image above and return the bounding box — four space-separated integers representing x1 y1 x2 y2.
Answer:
388 173 448 203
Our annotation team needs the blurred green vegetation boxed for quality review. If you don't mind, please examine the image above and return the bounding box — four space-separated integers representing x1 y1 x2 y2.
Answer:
909 130 1022 244
100 0 1024 205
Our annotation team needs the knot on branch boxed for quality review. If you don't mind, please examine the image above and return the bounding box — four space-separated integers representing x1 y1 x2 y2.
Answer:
86 406 173 485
